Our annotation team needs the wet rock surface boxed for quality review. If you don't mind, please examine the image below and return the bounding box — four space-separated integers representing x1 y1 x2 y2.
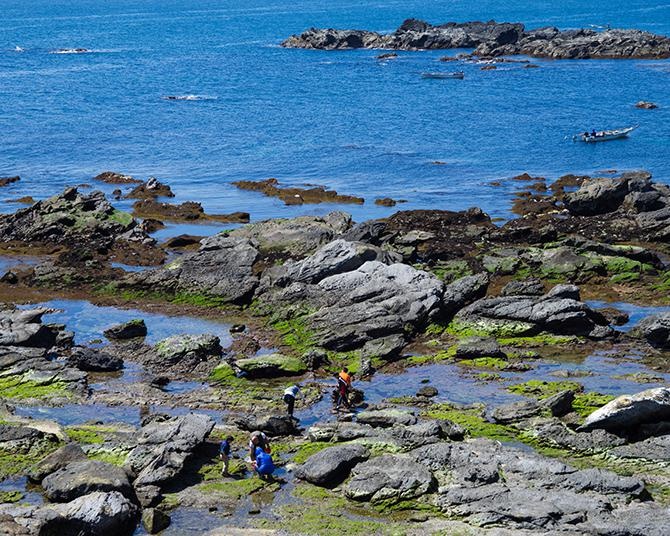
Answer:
283 19 670 59
232 178 364 205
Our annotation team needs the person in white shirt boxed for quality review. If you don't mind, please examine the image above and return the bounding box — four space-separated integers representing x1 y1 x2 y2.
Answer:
283 384 301 418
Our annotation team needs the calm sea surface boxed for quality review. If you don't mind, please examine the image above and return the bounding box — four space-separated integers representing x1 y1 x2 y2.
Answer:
1 0 669 223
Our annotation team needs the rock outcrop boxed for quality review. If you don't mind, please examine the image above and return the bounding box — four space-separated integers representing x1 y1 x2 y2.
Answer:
283 19 670 59
295 444 370 487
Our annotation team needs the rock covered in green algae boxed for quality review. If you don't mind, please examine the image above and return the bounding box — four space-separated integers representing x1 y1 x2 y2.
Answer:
0 187 140 248
235 352 307 378
154 334 222 366
28 443 87 483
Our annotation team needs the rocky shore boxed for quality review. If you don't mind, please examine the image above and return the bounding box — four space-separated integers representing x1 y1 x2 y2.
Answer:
282 18 670 59
0 171 669 534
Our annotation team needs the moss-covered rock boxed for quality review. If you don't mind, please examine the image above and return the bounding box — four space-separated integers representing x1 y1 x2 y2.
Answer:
236 353 307 378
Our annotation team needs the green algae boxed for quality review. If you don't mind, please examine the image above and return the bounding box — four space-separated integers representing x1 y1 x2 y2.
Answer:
457 357 509 370
109 209 134 227
292 441 332 464
95 284 232 309
88 449 129 467
476 372 502 382
65 427 104 444
423 404 517 443
572 392 615 417
447 318 533 338
0 374 73 401
0 442 61 480
497 333 579 347
271 315 316 355
507 380 583 398
0 491 23 503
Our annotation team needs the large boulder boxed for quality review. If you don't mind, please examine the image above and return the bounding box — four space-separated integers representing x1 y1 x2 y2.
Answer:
344 454 435 503
453 285 612 338
124 413 215 487
229 211 352 257
234 415 300 437
42 460 134 503
356 409 417 428
563 177 632 215
580 387 670 434
0 308 61 348
127 236 260 305
295 444 370 487
442 273 490 317
630 312 670 348
154 334 222 368
28 443 88 483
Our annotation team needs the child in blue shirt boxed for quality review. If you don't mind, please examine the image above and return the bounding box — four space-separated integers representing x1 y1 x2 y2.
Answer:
219 435 233 476
253 446 275 481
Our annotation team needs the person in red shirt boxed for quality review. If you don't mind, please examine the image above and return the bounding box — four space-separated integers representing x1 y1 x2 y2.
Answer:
336 367 353 410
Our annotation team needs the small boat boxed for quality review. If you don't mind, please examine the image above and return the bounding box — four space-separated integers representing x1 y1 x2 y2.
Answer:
572 125 638 143
421 71 464 80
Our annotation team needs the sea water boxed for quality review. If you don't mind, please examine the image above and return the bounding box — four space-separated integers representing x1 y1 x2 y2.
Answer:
0 0 669 224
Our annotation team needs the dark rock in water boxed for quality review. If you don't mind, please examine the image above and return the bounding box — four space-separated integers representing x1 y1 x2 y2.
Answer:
283 20 670 59
540 390 575 417
162 234 203 249
490 400 542 424
142 507 171 534
28 443 88 483
125 413 215 487
42 460 134 503
229 324 245 333
416 386 438 398
234 415 300 437
580 387 670 434
597 307 629 327
125 177 174 199
140 218 165 234
374 197 397 206
500 278 544 296
67 346 123 372
630 312 670 348
455 337 505 359
295 444 370 487
232 177 364 205
635 101 658 109
126 236 260 305
152 334 222 371
149 375 170 389
376 52 398 60
132 199 249 223
344 454 435 503
93 171 142 185
0 176 20 187
104 319 147 341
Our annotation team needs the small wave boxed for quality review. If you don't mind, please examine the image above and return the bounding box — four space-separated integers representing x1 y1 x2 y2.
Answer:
161 95 218 101
13 45 24 52
50 48 93 54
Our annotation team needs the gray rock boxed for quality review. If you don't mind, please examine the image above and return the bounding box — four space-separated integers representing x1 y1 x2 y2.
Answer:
630 312 670 348
344 454 435 503
455 337 505 359
103 319 147 340
416 386 438 398
142 507 171 534
356 409 417 428
0 424 44 452
540 390 575 417
67 346 123 372
500 279 544 296
490 400 542 424
531 420 626 452
563 177 631 215
125 413 215 487
154 334 222 367
0 308 61 348
128 236 260 305
44 491 139 535
42 460 133 503
609 435 670 462
442 273 489 317
580 387 670 433
545 284 580 300
234 415 300 437
295 444 370 486
28 443 88 483
229 211 352 256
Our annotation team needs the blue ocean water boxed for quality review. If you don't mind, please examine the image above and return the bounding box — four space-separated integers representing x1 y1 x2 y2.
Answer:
1 0 669 224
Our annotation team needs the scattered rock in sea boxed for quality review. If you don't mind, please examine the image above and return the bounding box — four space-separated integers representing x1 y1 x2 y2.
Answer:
93 171 143 184
232 177 364 205
125 177 174 199
104 319 147 341
132 199 249 223
374 197 397 206
0 176 20 187
635 101 658 109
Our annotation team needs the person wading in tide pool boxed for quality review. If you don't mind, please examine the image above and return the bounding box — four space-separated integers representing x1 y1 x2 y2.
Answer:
336 367 353 410
283 384 301 419
248 430 270 462
219 435 233 476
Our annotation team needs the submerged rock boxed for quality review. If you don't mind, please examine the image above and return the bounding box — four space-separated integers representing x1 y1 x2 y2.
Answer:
103 319 147 341
67 346 123 372
132 199 249 223
232 178 364 205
